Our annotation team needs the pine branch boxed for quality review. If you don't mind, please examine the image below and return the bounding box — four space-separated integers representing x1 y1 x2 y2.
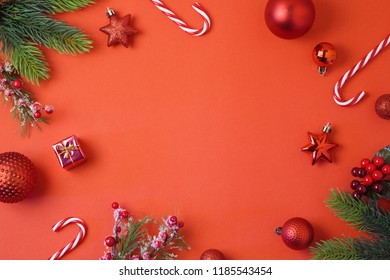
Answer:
49 0 94 13
326 189 390 236
10 43 49 84
12 13 92 54
0 0 93 84
311 237 357 260
325 189 370 232
311 236 390 260
118 217 151 260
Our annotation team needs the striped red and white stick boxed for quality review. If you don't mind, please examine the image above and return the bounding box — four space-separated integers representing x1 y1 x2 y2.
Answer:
49 217 87 260
149 0 211 36
334 34 390 106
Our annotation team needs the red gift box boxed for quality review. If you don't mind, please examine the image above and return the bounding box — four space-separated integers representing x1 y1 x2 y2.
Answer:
52 135 86 170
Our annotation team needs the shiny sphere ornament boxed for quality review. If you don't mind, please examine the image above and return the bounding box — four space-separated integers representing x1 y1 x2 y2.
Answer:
313 42 337 76
275 217 314 250
200 249 225 260
0 152 37 203
264 0 315 39
375 94 390 120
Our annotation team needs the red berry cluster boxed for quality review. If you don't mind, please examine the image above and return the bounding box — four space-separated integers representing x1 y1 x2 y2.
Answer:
350 156 390 199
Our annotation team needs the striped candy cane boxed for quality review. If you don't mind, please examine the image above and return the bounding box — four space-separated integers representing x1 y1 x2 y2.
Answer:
49 217 87 260
334 34 390 106
149 0 211 36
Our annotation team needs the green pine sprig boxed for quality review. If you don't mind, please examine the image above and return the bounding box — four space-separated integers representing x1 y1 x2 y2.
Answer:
311 188 390 260
0 0 94 84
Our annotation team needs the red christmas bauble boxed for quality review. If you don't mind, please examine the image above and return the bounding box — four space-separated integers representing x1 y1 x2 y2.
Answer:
264 0 315 39
312 42 337 67
375 94 390 120
275 217 314 250
0 152 37 203
200 249 225 260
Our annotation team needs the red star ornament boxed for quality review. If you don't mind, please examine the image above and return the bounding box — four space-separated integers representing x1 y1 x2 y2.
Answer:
301 123 338 165
100 10 137 48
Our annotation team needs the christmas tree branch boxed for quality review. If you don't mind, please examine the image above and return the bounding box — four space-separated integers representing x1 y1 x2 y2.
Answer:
10 43 49 84
326 189 390 235
49 0 94 13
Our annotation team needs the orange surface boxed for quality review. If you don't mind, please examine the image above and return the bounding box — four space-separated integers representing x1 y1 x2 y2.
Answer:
0 0 390 260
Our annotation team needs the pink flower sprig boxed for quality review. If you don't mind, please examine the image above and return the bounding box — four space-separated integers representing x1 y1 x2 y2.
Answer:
101 202 190 260
0 61 53 136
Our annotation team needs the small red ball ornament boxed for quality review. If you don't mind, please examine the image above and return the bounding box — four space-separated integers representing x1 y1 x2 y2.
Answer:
312 42 337 76
11 79 22 89
0 152 37 203
104 236 116 247
264 0 315 39
375 94 390 120
200 249 225 260
275 217 314 250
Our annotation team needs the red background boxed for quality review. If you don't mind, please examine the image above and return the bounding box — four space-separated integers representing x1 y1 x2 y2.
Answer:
0 0 390 260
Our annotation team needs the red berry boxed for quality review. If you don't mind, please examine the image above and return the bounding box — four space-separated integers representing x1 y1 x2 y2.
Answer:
360 158 371 168
350 180 360 190
104 236 116 247
105 253 112 260
365 163 377 173
120 210 129 218
112 202 119 209
352 191 362 200
33 111 41 118
357 168 366 178
357 184 367 194
372 182 384 194
117 226 121 233
44 106 54 114
363 175 374 186
382 164 390 175
372 170 384 181
11 79 22 89
351 167 360 177
178 221 184 228
32 102 42 112
373 156 385 167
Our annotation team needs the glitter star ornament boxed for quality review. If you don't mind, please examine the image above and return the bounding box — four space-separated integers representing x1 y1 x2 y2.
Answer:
99 8 137 48
301 123 338 165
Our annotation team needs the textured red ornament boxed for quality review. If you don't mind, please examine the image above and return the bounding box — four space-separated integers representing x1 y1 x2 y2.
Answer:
375 94 390 120
0 152 37 203
301 123 338 165
200 249 225 260
99 9 137 48
275 217 314 250
264 0 315 39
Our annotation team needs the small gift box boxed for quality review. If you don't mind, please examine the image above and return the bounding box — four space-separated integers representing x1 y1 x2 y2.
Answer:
52 135 86 170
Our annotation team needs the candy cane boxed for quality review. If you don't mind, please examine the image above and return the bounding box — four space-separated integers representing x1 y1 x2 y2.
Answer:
149 0 211 36
49 217 87 260
334 34 390 106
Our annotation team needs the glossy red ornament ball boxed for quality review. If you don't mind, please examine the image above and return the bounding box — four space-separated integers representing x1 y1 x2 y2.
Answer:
275 217 314 250
11 79 22 89
373 156 385 167
104 236 116 247
312 42 337 67
372 182 384 194
200 249 225 260
382 164 390 175
0 152 37 203
44 106 54 114
264 0 315 39
120 210 129 218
